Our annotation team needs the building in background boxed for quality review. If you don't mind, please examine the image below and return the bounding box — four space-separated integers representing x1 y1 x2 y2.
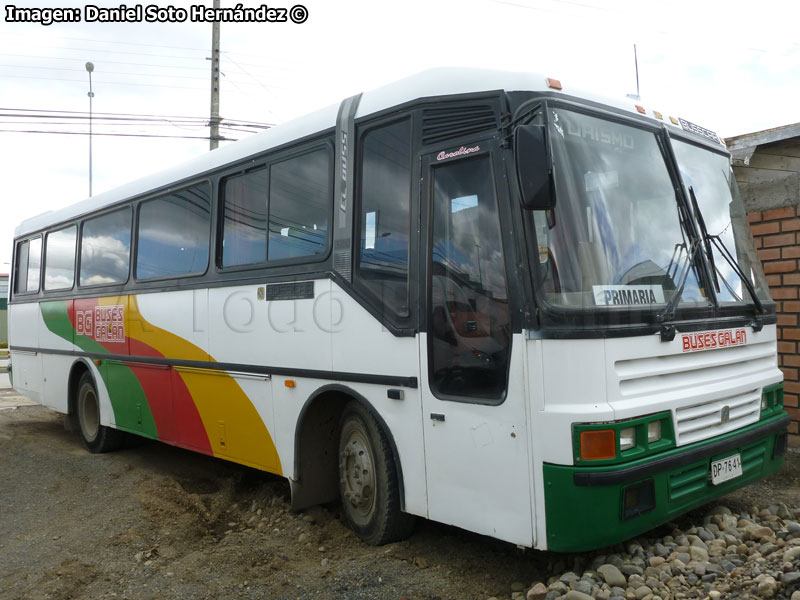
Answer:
727 123 800 446
0 273 8 345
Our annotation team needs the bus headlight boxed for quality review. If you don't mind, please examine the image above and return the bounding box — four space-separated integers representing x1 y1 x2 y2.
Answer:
648 420 662 443
619 427 636 451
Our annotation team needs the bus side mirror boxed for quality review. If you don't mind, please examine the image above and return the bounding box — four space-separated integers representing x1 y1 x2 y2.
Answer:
515 124 555 211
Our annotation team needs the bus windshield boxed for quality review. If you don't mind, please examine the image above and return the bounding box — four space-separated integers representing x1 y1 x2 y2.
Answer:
534 107 708 310
671 139 771 305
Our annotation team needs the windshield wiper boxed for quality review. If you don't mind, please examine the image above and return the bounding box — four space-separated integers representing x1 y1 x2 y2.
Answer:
688 186 721 294
657 237 701 340
688 186 765 316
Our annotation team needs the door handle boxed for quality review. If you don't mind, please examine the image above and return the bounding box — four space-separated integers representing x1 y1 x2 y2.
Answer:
430 413 445 422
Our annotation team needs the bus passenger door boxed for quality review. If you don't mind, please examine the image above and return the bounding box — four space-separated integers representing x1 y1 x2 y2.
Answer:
418 143 533 546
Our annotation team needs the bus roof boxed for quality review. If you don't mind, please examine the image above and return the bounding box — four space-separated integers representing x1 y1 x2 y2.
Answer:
14 67 715 238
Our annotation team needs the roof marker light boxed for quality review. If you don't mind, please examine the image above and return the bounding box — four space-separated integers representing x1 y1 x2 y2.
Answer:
546 78 563 90
669 116 680 125
653 111 664 120
635 105 646 114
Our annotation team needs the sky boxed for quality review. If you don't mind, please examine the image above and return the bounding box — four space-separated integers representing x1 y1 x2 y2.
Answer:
1 0 799 272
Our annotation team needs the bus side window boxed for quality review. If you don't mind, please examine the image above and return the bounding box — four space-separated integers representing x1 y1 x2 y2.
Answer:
221 168 268 268
44 226 77 291
13 239 30 294
14 237 42 294
79 208 131 287
356 118 412 317
267 147 331 261
137 184 211 280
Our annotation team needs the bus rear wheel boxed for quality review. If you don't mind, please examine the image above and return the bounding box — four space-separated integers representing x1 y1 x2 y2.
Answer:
76 371 124 454
337 401 414 545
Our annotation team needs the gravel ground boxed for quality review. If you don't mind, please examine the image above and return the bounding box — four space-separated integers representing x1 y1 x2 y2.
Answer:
0 405 798 600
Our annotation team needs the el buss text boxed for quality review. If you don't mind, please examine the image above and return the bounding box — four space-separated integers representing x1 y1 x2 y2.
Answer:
3 4 309 26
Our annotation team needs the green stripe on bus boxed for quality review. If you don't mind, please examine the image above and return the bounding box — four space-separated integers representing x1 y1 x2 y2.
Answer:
39 301 159 440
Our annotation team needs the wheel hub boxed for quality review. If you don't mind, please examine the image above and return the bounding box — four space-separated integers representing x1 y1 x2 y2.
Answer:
79 387 100 442
340 432 375 515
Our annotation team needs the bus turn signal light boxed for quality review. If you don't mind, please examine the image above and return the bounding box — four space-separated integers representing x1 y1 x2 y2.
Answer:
284 379 295 388
580 429 616 460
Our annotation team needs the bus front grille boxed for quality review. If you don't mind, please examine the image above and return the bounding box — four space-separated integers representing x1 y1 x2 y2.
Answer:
613 339 777 446
674 388 761 445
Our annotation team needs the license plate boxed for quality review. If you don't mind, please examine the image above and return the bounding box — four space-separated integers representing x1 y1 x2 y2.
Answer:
710 453 742 485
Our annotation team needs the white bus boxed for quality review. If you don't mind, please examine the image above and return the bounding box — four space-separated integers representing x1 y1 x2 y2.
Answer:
8 69 789 551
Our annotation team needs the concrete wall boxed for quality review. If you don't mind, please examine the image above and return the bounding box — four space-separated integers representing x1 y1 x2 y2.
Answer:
734 138 800 446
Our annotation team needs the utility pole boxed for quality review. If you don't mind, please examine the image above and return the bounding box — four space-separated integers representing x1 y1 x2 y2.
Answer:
209 0 221 150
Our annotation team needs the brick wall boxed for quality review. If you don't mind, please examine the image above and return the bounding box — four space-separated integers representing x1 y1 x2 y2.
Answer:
747 206 800 446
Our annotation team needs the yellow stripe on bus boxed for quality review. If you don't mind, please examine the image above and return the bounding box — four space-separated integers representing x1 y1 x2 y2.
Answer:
121 295 282 474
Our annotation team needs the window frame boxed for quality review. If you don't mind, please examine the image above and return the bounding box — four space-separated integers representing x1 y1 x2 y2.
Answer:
133 181 213 283
77 205 133 289
218 164 270 271
12 235 42 296
217 140 335 273
352 115 415 323
423 144 514 406
43 224 78 293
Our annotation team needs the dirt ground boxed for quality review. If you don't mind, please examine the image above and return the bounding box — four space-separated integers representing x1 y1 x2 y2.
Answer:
1 405 798 600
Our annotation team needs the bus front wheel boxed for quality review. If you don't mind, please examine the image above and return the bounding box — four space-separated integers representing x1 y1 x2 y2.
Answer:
337 401 414 545
76 371 124 454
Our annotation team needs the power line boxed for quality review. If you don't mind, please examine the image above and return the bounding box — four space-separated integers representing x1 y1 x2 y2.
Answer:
0 63 209 80
16 43 207 60
0 129 237 141
219 53 297 73
0 52 210 71
2 73 207 90
0 106 271 124
0 29 210 53
223 55 277 117
1 69 289 91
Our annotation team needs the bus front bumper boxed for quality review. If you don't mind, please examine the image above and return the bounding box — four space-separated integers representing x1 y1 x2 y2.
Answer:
542 413 790 552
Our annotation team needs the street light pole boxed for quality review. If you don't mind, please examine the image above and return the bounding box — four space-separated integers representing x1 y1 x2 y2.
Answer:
85 61 95 197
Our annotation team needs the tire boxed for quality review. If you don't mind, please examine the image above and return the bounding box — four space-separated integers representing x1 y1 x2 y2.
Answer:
338 401 415 545
76 371 125 454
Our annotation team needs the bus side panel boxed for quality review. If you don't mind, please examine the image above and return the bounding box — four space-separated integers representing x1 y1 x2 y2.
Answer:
129 291 209 447
209 280 333 476
329 283 427 518
266 279 336 479
8 302 42 403
40 299 75 412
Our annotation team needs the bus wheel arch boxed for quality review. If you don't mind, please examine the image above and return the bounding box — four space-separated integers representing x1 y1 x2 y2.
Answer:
68 361 124 454
67 359 94 432
290 384 411 541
